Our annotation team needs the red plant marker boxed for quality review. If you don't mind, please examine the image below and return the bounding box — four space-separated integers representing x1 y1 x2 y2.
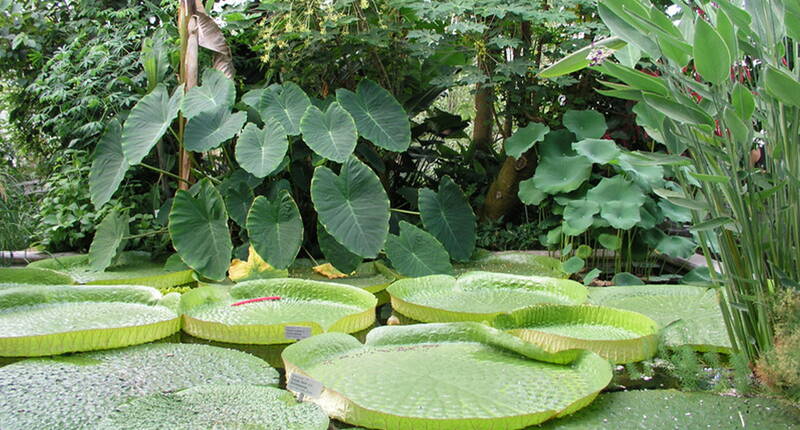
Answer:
231 296 281 306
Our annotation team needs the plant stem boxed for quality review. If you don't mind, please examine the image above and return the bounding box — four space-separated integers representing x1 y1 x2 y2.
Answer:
390 208 420 215
139 163 191 184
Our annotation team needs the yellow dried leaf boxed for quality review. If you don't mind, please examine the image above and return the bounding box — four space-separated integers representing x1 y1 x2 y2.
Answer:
313 263 349 279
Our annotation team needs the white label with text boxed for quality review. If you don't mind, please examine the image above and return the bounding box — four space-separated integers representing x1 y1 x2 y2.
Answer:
284 325 312 340
287 373 323 398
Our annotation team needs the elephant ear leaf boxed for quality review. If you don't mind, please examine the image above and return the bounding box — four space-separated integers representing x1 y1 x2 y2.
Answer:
181 68 235 119
184 108 246 152
384 222 453 277
248 83 310 135
300 102 358 163
122 84 182 165
311 156 389 258
317 222 362 273
246 192 303 270
90 119 129 208
418 176 476 262
168 178 232 281
336 79 411 152
88 209 130 272
235 119 288 178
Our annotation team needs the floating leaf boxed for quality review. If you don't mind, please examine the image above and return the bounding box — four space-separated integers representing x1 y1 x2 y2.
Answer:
88 210 129 272
336 79 411 152
246 192 303 270
384 222 453 277
563 110 607 140
311 156 389 258
505 122 549 159
90 120 128 208
235 118 288 178
418 176 477 262
169 179 232 281
122 84 182 165
300 103 358 162
454 250 567 278
610 272 643 286
572 139 619 164
184 108 246 152
181 68 235 119
0 267 74 286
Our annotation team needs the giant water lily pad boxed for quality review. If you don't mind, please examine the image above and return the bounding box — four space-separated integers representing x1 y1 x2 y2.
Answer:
538 389 800 429
290 259 397 305
492 305 659 364
589 285 732 352
0 343 279 429
27 252 194 290
454 250 567 278
388 271 587 323
0 284 180 356
283 323 613 429
95 384 329 430
181 278 377 344
0 267 75 286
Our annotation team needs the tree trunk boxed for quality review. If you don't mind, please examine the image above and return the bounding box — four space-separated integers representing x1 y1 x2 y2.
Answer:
472 82 494 152
177 0 197 191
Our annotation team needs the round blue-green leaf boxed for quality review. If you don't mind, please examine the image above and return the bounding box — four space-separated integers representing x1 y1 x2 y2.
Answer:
532 151 592 194
518 177 546 205
311 156 389 258
168 179 232 281
561 256 585 275
300 103 358 163
572 139 620 164
246 83 311 136
563 200 600 236
246 192 303 270
418 176 476 262
336 79 411 152
90 119 129 208
88 210 129 272
611 272 643 286
693 18 731 85
317 223 362 274
122 84 182 165
598 233 621 251
181 69 235 120
184 108 246 152
587 176 646 229
563 110 607 140
385 222 453 277
235 119 288 178
656 235 697 259
505 123 550 159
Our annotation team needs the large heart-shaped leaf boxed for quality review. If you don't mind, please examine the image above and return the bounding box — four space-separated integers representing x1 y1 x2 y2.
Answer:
88 210 130 272
311 156 389 258
90 119 129 208
246 192 303 269
235 118 288 178
300 102 358 163
587 176 646 229
220 180 254 227
168 178 232 281
563 110 607 140
317 223 362 273
336 79 411 152
245 83 310 135
181 68 235 119
505 123 550 159
418 176 476 262
184 108 246 152
122 84 182 165
385 222 453 277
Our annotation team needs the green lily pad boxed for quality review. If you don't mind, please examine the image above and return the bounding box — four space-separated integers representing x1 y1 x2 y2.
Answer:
290 259 398 305
537 390 800 429
0 343 279 429
0 267 75 286
492 305 659 364
181 278 377 344
0 284 180 357
454 250 567 278
387 271 587 323
95 384 329 430
589 285 732 352
28 252 194 290
282 323 613 429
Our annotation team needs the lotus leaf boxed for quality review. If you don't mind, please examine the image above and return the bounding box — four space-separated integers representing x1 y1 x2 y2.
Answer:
0 343 279 429
282 323 613 429
28 252 194 290
0 267 74 285
388 271 587 323
418 176 476 262
504 122 549 159
384 221 453 277
290 259 397 305
586 176 646 229
0 284 180 356
538 389 800 429
454 250 567 278
655 235 697 259
492 305 659 363
336 79 411 152
571 139 619 164
95 384 329 430
181 278 377 344
589 285 732 352
518 177 546 205
562 200 600 236
533 139 592 194
563 109 607 140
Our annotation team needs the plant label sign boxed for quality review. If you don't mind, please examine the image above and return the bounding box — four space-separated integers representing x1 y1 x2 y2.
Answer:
287 372 323 398
285 325 312 340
